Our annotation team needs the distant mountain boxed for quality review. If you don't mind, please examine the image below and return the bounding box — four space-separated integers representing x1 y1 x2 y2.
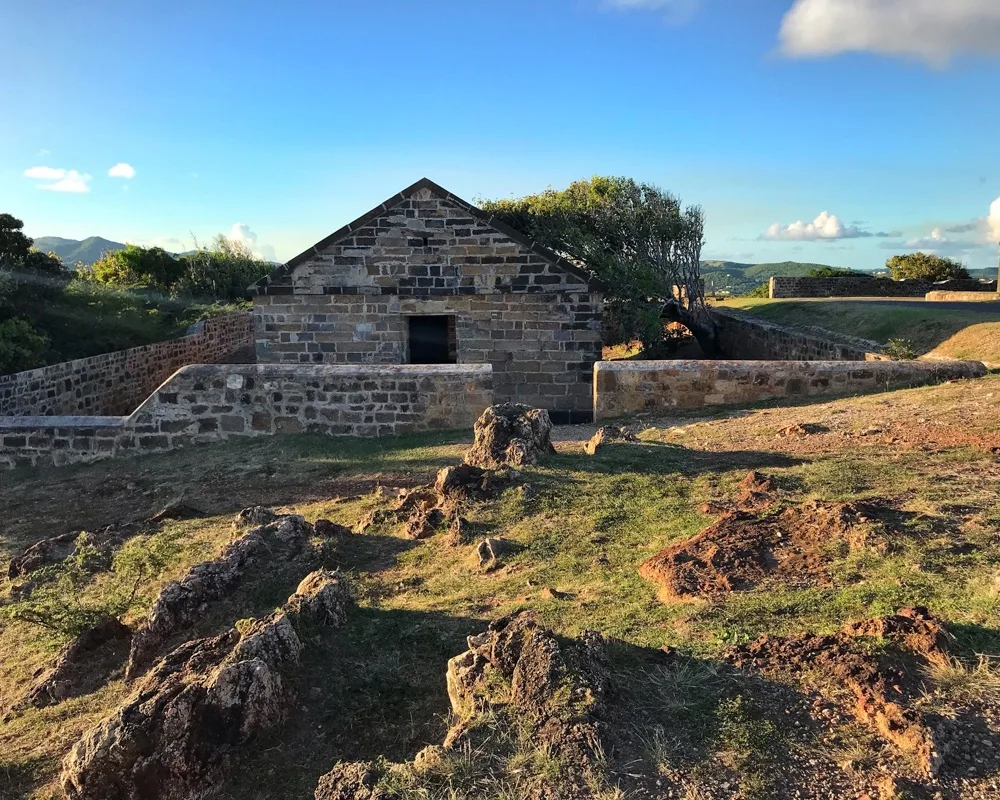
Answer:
33 236 126 267
700 260 866 295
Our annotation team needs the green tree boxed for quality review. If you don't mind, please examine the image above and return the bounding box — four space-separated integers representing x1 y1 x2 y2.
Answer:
0 318 48 374
177 235 272 301
90 244 185 291
481 176 713 353
885 252 970 281
0 213 68 307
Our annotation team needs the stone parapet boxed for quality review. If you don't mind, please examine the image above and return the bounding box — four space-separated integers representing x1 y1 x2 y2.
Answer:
769 276 997 299
593 359 987 420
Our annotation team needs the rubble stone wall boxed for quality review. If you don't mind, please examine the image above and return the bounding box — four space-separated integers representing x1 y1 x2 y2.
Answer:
593 359 987 419
713 308 883 361
0 313 254 417
769 276 997 299
0 363 493 470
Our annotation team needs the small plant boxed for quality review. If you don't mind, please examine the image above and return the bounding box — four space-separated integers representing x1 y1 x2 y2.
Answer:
884 338 917 360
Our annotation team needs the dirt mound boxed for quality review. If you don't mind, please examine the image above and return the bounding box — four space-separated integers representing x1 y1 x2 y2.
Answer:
61 571 352 800
314 762 389 800
728 607 952 777
4 616 132 721
640 499 873 600
124 514 315 680
464 403 555 469
584 425 637 456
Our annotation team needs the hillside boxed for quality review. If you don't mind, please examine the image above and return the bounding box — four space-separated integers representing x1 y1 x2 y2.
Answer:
701 260 862 295
2 378 1000 798
33 236 126 267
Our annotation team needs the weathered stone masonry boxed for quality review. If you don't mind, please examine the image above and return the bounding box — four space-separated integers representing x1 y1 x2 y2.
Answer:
769 275 997 299
0 363 492 470
594 359 987 419
253 178 604 422
713 308 883 361
0 313 254 417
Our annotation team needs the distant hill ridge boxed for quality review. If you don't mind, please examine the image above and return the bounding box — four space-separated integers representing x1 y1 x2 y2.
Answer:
33 236 126 267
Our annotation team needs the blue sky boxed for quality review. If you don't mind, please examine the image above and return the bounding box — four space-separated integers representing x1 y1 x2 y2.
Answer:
4 0 1000 271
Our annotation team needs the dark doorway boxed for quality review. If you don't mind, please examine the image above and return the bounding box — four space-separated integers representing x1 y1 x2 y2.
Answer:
407 315 457 364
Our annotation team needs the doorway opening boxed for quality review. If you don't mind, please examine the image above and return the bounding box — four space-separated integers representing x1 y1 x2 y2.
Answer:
407 315 457 364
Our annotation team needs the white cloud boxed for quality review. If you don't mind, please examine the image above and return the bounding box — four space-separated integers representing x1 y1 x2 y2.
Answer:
23 166 91 193
988 197 1000 242
779 0 1000 65
228 223 277 262
604 0 700 22
108 162 136 179
762 211 893 241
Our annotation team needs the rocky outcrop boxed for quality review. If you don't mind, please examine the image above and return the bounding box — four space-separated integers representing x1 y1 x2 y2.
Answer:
583 425 637 456
4 616 132 721
124 514 314 680
464 404 555 470
61 571 352 800
314 762 390 800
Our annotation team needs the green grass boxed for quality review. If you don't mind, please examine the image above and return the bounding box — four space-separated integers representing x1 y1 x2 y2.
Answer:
722 297 1000 361
3 379 1000 797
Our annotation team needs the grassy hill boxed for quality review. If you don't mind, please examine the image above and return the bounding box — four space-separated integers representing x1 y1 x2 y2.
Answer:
33 236 126 267
701 260 863 295
3 378 1000 798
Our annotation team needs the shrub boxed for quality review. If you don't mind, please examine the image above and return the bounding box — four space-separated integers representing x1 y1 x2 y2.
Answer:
884 338 917 360
743 282 770 298
0 318 48 375
885 252 969 281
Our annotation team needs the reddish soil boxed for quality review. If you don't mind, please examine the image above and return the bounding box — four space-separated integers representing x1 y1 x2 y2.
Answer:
728 607 954 777
641 493 878 601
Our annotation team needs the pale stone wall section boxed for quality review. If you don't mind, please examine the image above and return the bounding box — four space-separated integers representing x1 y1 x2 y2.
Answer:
593 359 987 420
0 363 493 470
713 308 885 361
769 276 997 299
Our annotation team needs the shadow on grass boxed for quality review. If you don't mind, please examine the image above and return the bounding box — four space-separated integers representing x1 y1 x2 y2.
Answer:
0 755 50 800
948 622 1000 659
552 442 806 478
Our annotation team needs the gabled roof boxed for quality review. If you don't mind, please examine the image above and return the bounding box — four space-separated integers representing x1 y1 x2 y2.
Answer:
252 177 604 294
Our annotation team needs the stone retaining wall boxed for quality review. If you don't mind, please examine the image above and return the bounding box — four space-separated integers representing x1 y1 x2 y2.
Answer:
925 291 1000 303
0 363 493 470
713 308 883 361
593 359 987 419
0 313 255 417
769 276 997 299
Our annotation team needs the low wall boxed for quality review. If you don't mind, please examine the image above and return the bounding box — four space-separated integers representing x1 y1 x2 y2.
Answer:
0 313 254 417
0 363 493 470
713 308 883 361
769 276 998 299
593 359 986 419
925 291 1000 303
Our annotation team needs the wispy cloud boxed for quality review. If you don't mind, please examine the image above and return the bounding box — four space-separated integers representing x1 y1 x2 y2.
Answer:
23 166 92 193
108 162 136 179
761 211 896 241
604 0 700 23
779 0 1000 66
228 223 277 262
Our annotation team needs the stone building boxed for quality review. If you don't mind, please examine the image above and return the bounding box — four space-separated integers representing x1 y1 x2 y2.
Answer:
252 178 604 422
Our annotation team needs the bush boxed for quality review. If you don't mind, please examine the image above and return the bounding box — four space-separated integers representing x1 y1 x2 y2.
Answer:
807 266 866 278
884 338 917 360
0 318 48 374
743 282 770 298
886 252 969 281
176 236 272 302
90 244 185 292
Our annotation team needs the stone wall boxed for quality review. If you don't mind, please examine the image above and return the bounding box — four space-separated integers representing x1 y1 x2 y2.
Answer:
253 181 603 420
769 276 997 299
925 290 1000 303
713 308 882 361
593 359 987 419
0 313 254 417
0 363 493 470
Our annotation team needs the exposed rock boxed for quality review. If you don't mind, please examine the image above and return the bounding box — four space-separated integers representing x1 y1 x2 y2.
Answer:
464 403 556 470
314 519 353 538
314 761 390 800
446 516 473 547
443 612 607 769
435 464 489 497
61 571 351 800
146 502 206 524
540 587 572 601
4 616 132 720
7 531 81 579
402 507 445 540
475 537 522 571
234 505 280 530
583 425 637 456
124 516 314 681
728 607 952 777
735 470 777 510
